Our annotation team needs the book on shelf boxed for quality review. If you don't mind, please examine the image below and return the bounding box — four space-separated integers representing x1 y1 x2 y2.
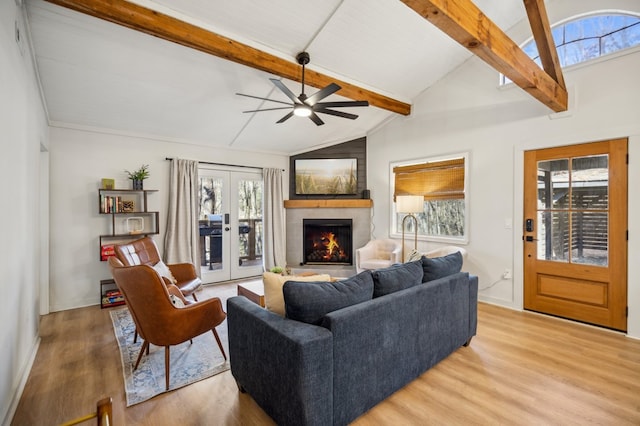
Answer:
102 295 125 305
100 195 125 213
104 289 121 297
101 244 115 261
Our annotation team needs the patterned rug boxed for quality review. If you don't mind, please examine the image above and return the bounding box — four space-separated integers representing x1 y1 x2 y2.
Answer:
110 308 229 406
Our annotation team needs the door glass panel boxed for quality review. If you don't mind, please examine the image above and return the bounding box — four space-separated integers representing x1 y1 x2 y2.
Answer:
571 155 609 208
570 155 609 266
537 159 569 209
199 176 224 271
571 212 608 265
537 159 569 262
537 155 609 266
537 211 569 262
237 179 263 268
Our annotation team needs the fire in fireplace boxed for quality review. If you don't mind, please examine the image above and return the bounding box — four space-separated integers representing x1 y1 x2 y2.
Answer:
303 219 353 265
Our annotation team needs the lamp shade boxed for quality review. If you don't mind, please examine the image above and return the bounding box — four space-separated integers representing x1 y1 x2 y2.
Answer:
396 195 423 214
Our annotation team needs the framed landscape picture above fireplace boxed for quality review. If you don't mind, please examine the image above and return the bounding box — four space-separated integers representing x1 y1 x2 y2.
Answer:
295 158 357 195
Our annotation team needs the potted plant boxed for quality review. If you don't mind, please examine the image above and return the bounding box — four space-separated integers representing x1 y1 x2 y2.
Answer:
125 164 150 190
269 266 283 274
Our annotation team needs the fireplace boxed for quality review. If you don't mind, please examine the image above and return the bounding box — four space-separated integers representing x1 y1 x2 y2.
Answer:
303 219 353 265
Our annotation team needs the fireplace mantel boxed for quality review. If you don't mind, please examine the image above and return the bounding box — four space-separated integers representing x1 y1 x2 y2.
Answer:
284 199 372 209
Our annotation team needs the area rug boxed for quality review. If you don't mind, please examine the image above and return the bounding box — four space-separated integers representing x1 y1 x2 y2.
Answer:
110 308 229 406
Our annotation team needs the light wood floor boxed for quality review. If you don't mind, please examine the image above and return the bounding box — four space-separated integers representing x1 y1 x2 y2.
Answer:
11 278 640 425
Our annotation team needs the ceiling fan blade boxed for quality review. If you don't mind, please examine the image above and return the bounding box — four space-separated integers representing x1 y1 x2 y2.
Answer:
242 107 293 113
314 100 369 108
270 78 302 104
236 92 292 106
315 108 359 120
306 83 341 105
308 112 325 126
276 111 295 123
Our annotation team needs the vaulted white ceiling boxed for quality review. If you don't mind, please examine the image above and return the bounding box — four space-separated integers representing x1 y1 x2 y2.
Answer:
26 0 528 154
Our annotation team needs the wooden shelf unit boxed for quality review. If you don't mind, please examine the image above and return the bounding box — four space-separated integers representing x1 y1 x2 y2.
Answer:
98 188 159 261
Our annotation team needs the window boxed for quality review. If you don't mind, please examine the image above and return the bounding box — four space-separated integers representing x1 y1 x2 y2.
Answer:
391 153 469 243
502 12 640 84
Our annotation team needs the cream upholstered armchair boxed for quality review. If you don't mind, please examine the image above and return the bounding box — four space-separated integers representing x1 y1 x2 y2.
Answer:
355 239 403 273
423 246 468 260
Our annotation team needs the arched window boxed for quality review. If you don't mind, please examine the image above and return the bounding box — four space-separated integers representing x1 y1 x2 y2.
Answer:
502 13 640 84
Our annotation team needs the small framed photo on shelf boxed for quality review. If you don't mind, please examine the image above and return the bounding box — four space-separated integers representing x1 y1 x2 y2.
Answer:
122 200 135 212
126 217 144 234
101 178 115 190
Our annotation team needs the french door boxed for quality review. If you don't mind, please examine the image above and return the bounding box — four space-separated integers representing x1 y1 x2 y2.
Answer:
523 139 628 331
198 167 263 283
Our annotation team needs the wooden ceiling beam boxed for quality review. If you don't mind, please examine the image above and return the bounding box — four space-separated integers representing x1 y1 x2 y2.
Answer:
523 0 565 89
43 0 411 116
400 0 568 112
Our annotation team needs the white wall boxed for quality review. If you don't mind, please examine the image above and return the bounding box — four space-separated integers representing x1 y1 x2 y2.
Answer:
0 2 49 424
368 1 640 338
48 127 288 311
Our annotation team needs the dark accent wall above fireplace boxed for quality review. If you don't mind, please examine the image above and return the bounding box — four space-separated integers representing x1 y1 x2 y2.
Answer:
289 137 367 200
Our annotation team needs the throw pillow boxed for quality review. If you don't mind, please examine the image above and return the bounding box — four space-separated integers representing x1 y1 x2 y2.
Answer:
283 271 374 325
372 259 423 298
153 260 177 284
421 251 463 282
262 272 332 316
169 294 185 308
406 249 422 262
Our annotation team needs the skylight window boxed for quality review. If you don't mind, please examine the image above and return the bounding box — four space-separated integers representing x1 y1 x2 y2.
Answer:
501 13 640 85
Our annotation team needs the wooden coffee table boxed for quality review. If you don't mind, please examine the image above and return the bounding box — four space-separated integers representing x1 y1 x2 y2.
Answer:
237 281 265 307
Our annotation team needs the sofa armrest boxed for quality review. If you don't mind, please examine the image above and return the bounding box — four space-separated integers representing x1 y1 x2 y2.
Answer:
390 246 402 263
467 274 479 342
227 297 333 426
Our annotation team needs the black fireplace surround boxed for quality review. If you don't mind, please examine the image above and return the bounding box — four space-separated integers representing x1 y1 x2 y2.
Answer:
303 218 353 265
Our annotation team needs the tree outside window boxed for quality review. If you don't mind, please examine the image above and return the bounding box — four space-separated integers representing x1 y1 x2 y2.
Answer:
502 13 640 85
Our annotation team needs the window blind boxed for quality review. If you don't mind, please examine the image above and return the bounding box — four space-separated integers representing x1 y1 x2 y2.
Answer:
393 158 465 201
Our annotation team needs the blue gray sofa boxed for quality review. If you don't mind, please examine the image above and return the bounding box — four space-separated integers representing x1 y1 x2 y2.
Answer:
227 253 478 426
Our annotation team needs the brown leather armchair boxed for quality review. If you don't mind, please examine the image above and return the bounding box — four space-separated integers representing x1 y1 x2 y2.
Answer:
114 236 202 301
108 257 227 391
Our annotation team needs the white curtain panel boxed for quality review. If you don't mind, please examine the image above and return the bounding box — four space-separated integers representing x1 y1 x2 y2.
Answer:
164 159 201 273
263 168 287 270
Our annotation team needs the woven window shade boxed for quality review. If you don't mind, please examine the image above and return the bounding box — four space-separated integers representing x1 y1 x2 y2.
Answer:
393 158 465 201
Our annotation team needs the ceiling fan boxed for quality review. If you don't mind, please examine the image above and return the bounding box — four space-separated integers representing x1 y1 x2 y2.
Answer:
236 52 369 126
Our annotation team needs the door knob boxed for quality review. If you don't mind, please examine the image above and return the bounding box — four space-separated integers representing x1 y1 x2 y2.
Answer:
225 226 230 231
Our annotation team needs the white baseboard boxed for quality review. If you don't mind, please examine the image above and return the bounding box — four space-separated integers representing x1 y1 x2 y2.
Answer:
2 336 41 426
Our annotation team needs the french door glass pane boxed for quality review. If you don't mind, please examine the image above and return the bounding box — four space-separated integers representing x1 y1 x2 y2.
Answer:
199 177 224 270
237 179 263 268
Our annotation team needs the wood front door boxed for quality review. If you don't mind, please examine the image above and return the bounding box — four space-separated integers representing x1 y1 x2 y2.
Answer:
523 139 628 331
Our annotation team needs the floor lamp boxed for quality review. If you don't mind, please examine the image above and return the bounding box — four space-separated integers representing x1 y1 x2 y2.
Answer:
396 195 424 262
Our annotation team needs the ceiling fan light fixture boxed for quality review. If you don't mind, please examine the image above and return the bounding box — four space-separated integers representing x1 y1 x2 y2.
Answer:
293 104 312 117
236 51 368 126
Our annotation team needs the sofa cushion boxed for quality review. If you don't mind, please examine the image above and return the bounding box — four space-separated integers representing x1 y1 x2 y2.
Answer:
371 260 423 297
421 251 463 282
283 271 374 325
263 272 332 316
